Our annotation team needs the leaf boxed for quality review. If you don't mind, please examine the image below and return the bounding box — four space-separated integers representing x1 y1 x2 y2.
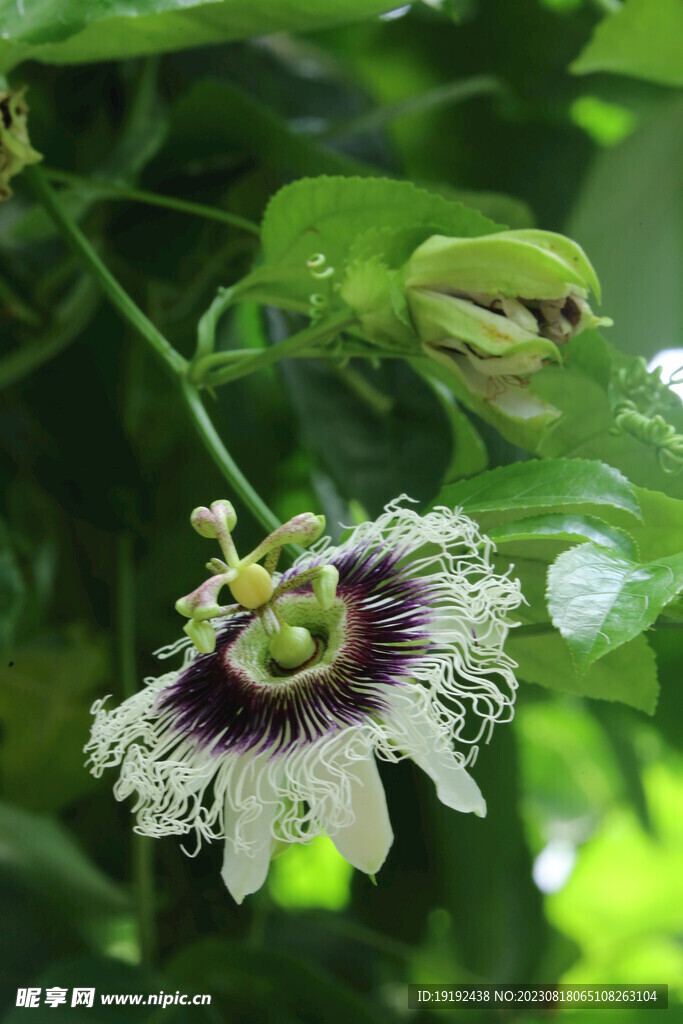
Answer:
546 544 683 674
436 458 641 520
610 486 683 562
250 175 499 311
0 0 397 72
571 0 683 86
509 632 659 714
165 80 367 182
489 513 637 558
0 801 129 928
0 625 109 811
0 520 24 658
10 61 168 246
166 938 387 1024
282 347 453 517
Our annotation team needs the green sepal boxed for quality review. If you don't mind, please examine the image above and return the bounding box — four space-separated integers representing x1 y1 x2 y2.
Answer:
496 229 602 302
404 231 596 300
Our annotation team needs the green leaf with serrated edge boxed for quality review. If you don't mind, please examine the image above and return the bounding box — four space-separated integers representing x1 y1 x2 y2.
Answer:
489 513 637 559
604 487 683 562
547 544 683 674
571 0 683 86
436 458 641 520
0 0 397 72
508 633 658 714
243 176 499 312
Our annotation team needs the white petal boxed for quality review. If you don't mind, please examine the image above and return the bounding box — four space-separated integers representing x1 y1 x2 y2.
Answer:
323 755 394 875
385 689 486 817
221 760 279 904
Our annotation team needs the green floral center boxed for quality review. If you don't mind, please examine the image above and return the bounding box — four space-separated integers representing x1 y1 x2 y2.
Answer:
226 596 348 685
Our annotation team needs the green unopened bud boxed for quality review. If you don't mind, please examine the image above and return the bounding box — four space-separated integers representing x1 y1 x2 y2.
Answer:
0 88 42 202
183 618 216 654
269 622 316 670
313 565 339 610
405 229 610 355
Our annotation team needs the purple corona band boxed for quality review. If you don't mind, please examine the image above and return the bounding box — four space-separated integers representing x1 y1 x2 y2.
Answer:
158 544 432 756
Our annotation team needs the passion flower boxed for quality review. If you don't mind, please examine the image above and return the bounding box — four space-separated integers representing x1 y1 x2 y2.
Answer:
86 499 521 903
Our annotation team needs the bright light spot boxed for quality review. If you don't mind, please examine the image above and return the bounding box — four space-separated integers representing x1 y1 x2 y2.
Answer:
533 839 577 894
648 349 683 400
380 5 411 20
268 836 353 910
570 96 637 147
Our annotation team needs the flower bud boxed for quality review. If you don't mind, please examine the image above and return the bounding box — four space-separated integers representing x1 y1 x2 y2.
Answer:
397 228 611 426
0 88 42 202
404 229 610 364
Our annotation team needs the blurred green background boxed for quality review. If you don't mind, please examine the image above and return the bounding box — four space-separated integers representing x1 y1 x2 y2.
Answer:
0 0 681 1020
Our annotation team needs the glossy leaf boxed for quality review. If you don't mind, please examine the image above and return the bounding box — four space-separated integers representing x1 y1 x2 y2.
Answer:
0 0 397 72
489 513 637 558
571 0 683 86
547 544 683 674
437 458 641 519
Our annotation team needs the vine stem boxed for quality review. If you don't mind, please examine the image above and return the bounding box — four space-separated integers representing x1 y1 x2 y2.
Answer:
27 165 281 535
43 167 261 236
190 310 357 386
180 379 280 533
117 534 156 967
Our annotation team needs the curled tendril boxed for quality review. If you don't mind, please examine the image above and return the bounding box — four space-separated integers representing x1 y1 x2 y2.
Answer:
307 252 335 280
308 292 329 322
609 358 683 474
611 401 683 474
